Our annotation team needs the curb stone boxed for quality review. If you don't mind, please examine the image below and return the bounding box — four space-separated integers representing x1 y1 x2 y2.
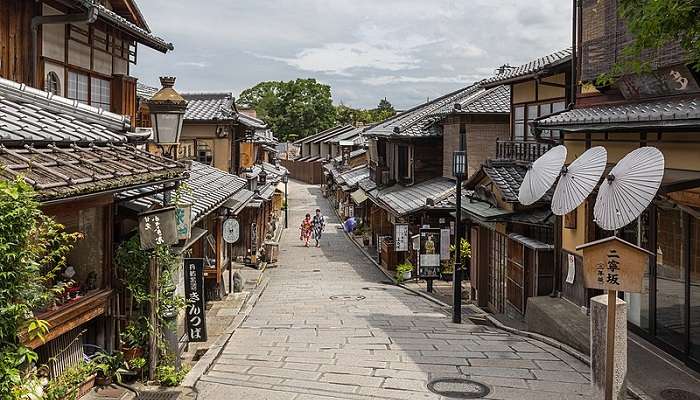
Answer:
181 276 270 389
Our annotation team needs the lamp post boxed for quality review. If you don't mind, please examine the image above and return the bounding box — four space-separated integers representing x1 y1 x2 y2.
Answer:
143 77 187 378
282 173 289 228
146 76 187 159
452 148 467 324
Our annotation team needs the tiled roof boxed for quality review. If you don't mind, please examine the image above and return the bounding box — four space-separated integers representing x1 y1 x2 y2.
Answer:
237 113 267 129
328 126 365 144
119 161 249 224
331 165 369 189
183 93 235 121
358 177 377 194
432 85 511 116
311 125 355 144
0 77 129 144
478 160 551 204
482 48 572 88
83 0 173 53
0 144 185 201
363 84 483 138
294 125 353 145
534 96 700 132
251 162 288 183
136 83 158 100
369 177 456 216
253 129 277 145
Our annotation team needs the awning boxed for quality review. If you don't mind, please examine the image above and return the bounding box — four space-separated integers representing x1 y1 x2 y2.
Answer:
453 198 513 222
508 233 553 251
246 199 263 209
173 227 208 255
351 189 368 204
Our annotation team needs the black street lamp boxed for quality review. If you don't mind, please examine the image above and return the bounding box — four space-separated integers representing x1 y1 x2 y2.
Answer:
452 147 467 324
282 173 289 228
147 77 187 159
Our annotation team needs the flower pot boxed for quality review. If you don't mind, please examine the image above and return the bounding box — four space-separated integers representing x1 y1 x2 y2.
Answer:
402 271 411 281
76 374 96 399
95 374 112 387
122 346 144 362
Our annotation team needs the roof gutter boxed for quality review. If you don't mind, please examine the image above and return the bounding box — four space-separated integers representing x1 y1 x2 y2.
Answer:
32 5 99 88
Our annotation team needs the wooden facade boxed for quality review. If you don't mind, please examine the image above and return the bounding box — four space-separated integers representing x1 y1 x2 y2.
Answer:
0 0 35 85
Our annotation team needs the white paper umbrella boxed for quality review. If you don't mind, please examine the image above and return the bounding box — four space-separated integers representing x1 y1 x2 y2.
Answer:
551 146 608 216
594 147 665 231
518 145 567 206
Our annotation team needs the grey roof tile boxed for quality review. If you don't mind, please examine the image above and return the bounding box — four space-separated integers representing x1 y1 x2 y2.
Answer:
535 96 700 131
0 77 129 144
83 0 173 52
482 48 572 87
432 85 511 116
369 177 456 216
481 160 552 204
183 93 235 121
294 125 355 144
238 113 267 129
364 84 483 138
119 161 249 223
136 83 158 100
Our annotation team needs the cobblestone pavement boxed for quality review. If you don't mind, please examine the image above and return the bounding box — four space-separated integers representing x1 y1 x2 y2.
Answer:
195 181 594 400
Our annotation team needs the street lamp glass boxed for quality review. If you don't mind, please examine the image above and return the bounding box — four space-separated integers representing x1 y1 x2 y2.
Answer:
282 174 289 184
151 112 184 145
452 150 466 177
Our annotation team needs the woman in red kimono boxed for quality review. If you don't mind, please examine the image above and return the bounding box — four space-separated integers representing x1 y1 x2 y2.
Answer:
299 213 313 247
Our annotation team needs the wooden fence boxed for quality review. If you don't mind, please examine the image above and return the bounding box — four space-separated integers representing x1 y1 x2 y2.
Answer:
281 159 325 184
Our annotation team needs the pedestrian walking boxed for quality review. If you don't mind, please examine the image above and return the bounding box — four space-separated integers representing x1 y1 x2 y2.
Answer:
299 213 312 247
312 208 326 247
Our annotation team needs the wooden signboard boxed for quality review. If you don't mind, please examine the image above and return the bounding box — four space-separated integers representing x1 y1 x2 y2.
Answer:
577 236 652 293
240 142 254 169
138 207 179 250
577 236 652 400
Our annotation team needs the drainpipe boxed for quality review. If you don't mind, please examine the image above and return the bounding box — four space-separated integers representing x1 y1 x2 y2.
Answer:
31 5 99 88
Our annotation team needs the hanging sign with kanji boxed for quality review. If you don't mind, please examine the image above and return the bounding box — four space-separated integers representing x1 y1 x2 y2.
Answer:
138 207 179 250
175 204 192 241
577 236 652 293
394 223 409 252
184 258 207 342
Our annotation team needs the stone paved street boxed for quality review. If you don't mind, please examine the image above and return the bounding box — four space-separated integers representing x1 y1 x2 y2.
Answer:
195 180 594 400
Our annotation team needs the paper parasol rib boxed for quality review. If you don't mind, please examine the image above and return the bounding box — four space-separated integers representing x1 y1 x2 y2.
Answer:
551 146 607 216
594 147 665 231
518 145 567 206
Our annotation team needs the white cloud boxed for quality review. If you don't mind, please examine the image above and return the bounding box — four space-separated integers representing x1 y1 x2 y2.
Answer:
175 61 209 68
362 73 489 86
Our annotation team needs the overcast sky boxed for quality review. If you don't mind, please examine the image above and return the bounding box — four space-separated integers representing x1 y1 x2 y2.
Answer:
132 0 572 109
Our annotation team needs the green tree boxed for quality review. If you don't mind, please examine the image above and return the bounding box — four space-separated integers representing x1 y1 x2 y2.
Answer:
0 177 80 398
334 98 396 127
238 79 336 141
598 0 700 84
371 98 396 122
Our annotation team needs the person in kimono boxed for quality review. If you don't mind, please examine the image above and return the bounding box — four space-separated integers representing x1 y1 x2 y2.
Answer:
312 208 326 247
299 213 313 247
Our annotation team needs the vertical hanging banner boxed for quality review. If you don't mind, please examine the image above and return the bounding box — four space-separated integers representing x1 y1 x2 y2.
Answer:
440 229 451 260
138 207 179 250
184 258 207 342
419 228 441 278
394 223 409 252
176 204 192 240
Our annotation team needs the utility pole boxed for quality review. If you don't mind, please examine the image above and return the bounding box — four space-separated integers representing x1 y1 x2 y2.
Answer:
452 124 467 324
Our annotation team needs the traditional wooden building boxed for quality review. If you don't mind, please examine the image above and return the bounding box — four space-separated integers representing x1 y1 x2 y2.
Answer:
534 0 700 370
0 76 186 377
0 0 172 123
441 49 572 317
359 82 511 271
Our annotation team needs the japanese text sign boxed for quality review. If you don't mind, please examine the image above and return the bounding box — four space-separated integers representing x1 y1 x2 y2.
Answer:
183 258 207 342
138 207 179 250
394 223 409 252
577 236 652 293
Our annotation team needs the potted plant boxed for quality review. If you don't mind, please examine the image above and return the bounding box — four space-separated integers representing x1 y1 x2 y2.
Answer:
128 357 147 382
448 238 472 280
395 262 413 283
43 361 96 400
91 352 128 387
120 319 147 361
440 260 454 281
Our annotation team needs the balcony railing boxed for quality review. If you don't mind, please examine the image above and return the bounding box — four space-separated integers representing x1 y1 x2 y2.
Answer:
496 139 553 163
